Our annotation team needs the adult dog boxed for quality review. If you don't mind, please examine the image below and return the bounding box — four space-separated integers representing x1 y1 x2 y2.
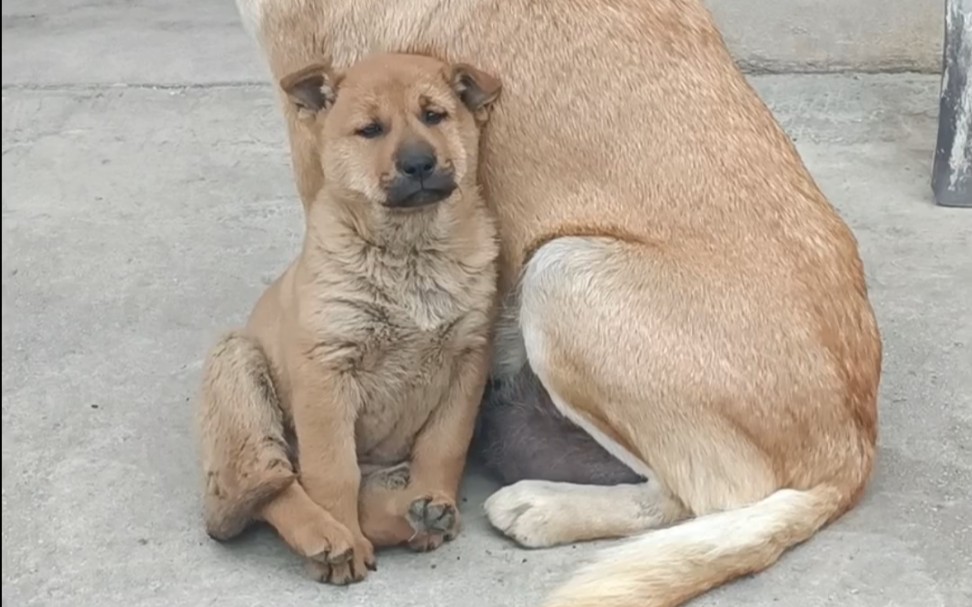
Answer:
232 1 882 605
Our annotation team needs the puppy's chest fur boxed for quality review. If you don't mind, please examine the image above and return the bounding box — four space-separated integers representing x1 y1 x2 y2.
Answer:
305 218 497 464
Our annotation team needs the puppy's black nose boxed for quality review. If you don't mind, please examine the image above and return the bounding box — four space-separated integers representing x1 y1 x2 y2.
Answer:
396 144 437 180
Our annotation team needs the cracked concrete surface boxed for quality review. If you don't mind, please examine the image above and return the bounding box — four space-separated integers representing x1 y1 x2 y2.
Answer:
2 2 971 607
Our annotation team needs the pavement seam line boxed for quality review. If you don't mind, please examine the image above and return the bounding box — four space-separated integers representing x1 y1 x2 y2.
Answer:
0 69 942 93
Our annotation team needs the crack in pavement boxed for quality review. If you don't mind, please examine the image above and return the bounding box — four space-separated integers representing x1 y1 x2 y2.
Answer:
0 69 943 94
1 81 272 92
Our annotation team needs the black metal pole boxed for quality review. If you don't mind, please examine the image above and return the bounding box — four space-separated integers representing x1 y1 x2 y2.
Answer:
932 0 972 207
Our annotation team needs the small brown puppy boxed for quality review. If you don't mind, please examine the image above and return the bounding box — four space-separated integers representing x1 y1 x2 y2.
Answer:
196 53 501 584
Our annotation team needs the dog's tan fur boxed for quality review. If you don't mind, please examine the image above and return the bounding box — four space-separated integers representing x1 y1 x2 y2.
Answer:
229 0 882 605
197 52 501 583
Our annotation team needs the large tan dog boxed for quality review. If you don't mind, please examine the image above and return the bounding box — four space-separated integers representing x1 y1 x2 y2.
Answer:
232 1 882 605
197 53 501 583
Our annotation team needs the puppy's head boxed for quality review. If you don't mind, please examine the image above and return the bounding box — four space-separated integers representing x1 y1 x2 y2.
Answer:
280 54 501 211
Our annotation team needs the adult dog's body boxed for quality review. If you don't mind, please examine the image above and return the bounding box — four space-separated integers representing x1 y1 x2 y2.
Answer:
233 1 882 605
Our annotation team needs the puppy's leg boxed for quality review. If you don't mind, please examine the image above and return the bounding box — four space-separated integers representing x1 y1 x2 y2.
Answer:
197 332 295 541
258 481 356 567
404 350 492 551
359 350 489 551
291 372 375 583
199 332 363 571
475 364 645 486
356 463 415 548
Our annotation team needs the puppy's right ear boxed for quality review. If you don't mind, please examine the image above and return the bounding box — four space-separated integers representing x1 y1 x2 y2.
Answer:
279 63 340 114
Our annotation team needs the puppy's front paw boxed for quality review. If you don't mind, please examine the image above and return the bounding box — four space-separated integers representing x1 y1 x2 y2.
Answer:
405 494 459 552
307 534 376 585
289 511 356 566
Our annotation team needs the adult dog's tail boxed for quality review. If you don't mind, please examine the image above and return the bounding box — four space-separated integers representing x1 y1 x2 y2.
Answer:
544 484 845 607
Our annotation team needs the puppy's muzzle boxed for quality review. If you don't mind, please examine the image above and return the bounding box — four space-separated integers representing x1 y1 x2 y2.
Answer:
385 142 457 209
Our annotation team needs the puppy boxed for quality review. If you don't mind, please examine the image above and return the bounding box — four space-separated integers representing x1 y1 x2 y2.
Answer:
196 52 501 584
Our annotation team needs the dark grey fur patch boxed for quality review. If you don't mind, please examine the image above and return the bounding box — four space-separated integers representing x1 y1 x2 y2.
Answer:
473 364 644 486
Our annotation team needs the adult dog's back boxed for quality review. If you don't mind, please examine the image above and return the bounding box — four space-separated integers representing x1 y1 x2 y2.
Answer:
234 1 881 605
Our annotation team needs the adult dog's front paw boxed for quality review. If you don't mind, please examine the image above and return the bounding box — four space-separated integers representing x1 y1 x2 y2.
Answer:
405 493 459 552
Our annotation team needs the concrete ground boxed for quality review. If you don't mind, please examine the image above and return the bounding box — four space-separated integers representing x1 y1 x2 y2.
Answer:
2 2 970 607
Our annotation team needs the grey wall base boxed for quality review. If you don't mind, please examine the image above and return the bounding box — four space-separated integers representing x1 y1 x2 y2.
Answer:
932 0 972 207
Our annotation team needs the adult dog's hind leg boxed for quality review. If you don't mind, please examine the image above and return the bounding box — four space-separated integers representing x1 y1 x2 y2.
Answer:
197 331 295 540
484 236 780 548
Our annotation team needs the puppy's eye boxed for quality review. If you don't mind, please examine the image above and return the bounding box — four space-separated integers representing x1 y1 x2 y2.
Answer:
356 123 384 139
422 110 448 126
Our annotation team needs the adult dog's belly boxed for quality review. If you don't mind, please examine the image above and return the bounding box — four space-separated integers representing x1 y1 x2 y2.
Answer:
476 357 644 487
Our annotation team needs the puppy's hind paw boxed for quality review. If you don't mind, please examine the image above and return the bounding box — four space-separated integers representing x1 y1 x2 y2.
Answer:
405 494 459 552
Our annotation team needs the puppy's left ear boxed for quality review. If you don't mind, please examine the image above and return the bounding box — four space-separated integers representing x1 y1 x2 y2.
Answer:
451 63 502 113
